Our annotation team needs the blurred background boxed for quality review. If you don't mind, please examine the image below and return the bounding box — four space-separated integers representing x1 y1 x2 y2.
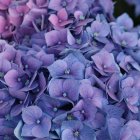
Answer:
113 0 140 26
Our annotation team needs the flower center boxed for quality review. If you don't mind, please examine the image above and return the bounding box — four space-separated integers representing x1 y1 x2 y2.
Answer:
58 19 62 23
42 45 46 49
25 65 28 69
73 130 80 137
5 114 12 121
17 77 21 82
53 107 58 112
103 65 107 69
63 92 67 97
58 41 62 45
36 88 40 92
93 32 99 37
65 69 70 74
67 114 73 120
36 119 41 124
76 39 82 44
121 40 127 46
5 26 9 30
19 101 23 104
79 15 85 20
81 110 85 114
108 85 112 89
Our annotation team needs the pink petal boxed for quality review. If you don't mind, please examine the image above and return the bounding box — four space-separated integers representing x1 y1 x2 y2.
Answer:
57 8 68 21
49 14 59 26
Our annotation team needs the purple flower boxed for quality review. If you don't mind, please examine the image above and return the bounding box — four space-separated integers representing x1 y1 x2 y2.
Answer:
36 50 55 67
4 69 29 89
123 71 140 89
91 111 106 129
117 52 140 72
121 75 140 113
49 8 73 29
0 115 19 139
74 0 89 15
37 94 72 118
125 48 140 64
88 19 110 38
61 120 96 140
45 29 67 47
73 11 93 33
71 99 97 122
122 87 139 113
120 120 140 140
79 80 107 108
116 13 134 30
21 55 42 73
67 29 90 47
21 106 51 138
48 53 85 79
8 1 29 27
0 0 140 139
113 30 138 48
91 49 120 75
49 0 78 13
0 46 16 62
107 118 124 140
99 0 114 16
48 78 80 102
106 73 121 101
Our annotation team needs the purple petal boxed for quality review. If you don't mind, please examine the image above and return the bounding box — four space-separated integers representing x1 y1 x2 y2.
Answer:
48 0 62 11
49 14 59 26
22 55 42 72
48 79 63 97
63 79 79 101
22 106 42 124
79 83 93 99
21 124 34 137
48 60 67 77
62 129 76 140
4 69 19 88
45 30 60 46
57 8 68 20
80 125 96 140
10 104 23 117
116 13 133 30
32 117 51 138
0 59 11 73
71 61 85 79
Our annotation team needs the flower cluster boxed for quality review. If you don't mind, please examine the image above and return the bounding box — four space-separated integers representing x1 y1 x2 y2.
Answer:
0 0 140 140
